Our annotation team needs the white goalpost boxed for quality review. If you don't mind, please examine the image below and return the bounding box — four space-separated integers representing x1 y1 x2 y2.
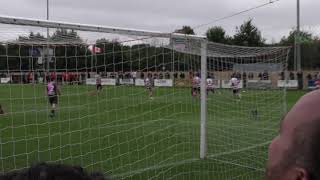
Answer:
0 15 290 179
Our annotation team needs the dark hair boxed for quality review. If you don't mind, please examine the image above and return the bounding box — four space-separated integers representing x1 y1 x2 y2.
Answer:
0 162 111 180
287 121 320 180
0 104 3 114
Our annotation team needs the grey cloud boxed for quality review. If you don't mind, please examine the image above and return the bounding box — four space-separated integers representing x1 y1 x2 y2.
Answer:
0 0 318 43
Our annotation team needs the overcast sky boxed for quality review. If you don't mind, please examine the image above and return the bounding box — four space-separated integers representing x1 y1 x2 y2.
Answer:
0 0 319 43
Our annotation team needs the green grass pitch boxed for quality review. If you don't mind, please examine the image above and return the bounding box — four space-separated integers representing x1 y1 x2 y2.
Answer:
0 84 305 179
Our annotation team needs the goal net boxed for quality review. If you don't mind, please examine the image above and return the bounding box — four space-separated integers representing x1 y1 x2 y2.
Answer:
0 17 290 179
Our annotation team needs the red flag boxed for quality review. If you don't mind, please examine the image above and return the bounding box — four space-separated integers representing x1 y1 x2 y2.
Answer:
89 45 102 54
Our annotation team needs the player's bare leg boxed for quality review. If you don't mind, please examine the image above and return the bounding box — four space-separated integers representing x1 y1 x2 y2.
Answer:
50 103 56 118
149 88 154 100
235 92 241 101
192 89 196 98
192 88 199 100
97 85 103 96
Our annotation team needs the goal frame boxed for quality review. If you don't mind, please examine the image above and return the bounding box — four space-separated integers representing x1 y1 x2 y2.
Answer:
0 14 210 159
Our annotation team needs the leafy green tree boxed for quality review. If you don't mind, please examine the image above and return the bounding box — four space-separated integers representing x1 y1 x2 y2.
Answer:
50 29 82 43
174 26 195 35
16 29 86 71
49 29 85 71
279 30 313 45
18 32 46 42
206 26 228 43
279 30 318 70
233 19 265 46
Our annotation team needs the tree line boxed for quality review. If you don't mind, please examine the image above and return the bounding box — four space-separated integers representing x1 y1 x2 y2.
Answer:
176 19 320 70
0 19 319 72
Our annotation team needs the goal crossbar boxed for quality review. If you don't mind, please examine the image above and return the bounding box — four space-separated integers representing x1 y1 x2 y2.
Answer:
0 14 206 40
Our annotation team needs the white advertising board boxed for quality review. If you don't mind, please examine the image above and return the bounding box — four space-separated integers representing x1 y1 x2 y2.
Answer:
154 79 173 87
86 78 96 85
207 79 221 88
135 79 145 86
277 80 298 88
119 79 134 85
247 80 272 89
101 78 116 86
221 80 243 89
0 78 10 84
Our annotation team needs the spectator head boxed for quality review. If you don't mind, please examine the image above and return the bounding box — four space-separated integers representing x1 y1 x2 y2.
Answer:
173 72 178 78
0 162 110 180
180 72 185 79
159 73 163 79
49 77 55 82
165 72 170 79
0 104 3 114
307 74 312 80
266 90 320 180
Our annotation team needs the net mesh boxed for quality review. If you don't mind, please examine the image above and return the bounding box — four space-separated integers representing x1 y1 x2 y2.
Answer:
0 22 290 179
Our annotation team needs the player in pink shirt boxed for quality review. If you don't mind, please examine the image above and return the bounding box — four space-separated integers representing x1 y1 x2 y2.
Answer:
47 78 61 118
191 73 201 97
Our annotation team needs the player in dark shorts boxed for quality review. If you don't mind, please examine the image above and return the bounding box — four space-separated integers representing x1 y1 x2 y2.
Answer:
206 79 215 95
232 88 240 94
48 95 58 106
192 87 201 96
191 73 201 97
230 77 241 99
47 78 60 118
144 74 154 100
96 76 102 94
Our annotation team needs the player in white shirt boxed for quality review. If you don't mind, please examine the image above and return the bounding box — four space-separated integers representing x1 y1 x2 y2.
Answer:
144 74 154 100
191 73 201 97
230 77 241 99
206 78 215 95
